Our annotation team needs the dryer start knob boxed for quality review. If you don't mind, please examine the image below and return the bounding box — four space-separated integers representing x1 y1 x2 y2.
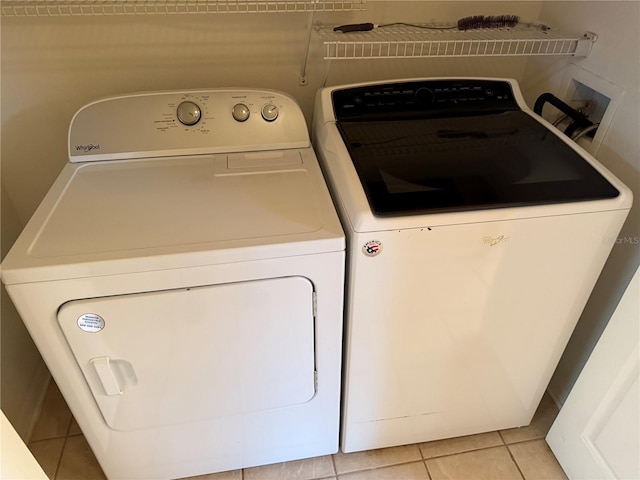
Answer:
177 101 202 126
261 103 279 122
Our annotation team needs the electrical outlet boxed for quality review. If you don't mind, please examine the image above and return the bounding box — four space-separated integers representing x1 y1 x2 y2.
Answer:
559 65 624 155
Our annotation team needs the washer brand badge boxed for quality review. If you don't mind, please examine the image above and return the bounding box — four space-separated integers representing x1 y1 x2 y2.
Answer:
483 235 509 247
75 144 101 153
77 313 105 333
363 240 383 257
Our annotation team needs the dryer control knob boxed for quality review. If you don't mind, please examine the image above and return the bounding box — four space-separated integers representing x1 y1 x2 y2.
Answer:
261 103 279 122
177 101 202 126
232 103 250 122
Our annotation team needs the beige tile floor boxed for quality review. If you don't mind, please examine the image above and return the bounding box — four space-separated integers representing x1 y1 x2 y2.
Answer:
29 380 568 480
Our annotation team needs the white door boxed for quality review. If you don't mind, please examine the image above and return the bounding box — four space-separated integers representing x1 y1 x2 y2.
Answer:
547 267 639 479
58 276 316 431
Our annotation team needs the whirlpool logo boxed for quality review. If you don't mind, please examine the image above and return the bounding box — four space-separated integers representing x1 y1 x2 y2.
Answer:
75 143 101 153
483 235 509 246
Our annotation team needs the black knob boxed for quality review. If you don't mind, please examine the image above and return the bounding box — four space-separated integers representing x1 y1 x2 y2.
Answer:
415 88 435 104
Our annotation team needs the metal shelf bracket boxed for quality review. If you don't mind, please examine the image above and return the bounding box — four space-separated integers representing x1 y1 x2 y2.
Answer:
575 31 598 57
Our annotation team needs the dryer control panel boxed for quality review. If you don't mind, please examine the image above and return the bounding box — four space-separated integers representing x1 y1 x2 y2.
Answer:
69 89 309 162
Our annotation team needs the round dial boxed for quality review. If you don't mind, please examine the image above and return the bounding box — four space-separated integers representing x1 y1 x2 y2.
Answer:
261 103 279 122
415 88 435 104
232 103 250 122
176 101 202 126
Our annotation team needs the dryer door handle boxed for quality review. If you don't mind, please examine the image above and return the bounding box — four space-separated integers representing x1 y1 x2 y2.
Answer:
90 357 123 396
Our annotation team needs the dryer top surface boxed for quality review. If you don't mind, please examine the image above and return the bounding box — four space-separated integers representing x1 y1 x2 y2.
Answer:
2 150 344 284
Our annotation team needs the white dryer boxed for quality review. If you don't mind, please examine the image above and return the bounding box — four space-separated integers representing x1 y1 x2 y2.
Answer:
312 78 632 453
2 89 345 479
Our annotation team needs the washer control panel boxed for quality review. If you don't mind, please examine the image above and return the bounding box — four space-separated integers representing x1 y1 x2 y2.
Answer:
332 79 518 121
69 89 309 162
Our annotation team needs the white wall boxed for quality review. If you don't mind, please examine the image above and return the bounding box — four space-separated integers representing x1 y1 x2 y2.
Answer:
1 24 50 439
519 1 640 405
1 173 50 442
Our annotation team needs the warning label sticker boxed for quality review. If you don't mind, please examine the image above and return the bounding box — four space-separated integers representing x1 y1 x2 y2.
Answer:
77 313 105 333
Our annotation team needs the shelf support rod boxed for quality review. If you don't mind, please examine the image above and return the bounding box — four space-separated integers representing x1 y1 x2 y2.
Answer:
299 11 315 85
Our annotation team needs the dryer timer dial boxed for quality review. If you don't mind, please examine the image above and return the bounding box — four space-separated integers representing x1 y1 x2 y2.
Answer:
177 101 202 126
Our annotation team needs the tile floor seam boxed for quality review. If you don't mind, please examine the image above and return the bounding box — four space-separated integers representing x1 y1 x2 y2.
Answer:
417 442 426 462
336 460 429 480
423 458 433 480
53 434 70 480
418 448 434 480
29 432 67 442
65 416 73 437
52 413 76 480
420 443 509 461
338 458 429 476
504 436 550 446
425 445 527 480
504 443 526 480
330 451 338 477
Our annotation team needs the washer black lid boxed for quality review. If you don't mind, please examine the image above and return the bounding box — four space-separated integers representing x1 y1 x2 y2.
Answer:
336 109 619 216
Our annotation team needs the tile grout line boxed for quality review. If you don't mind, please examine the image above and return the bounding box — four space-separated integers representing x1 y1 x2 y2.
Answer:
423 458 433 480
503 436 550 446
498 427 531 478
52 414 75 480
333 458 443 477
330 450 339 479
505 443 527 480
52 438 67 480
417 441 434 480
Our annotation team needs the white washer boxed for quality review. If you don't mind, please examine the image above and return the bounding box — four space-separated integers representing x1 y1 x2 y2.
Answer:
312 78 632 453
2 89 345 479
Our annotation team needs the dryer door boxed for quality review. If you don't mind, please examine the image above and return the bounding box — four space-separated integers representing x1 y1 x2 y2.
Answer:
58 276 316 431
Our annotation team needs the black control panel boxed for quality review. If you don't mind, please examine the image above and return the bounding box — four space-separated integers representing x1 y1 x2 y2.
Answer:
332 79 519 121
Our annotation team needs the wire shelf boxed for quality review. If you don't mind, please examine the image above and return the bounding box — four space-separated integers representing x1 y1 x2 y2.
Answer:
321 23 595 59
1 0 366 16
